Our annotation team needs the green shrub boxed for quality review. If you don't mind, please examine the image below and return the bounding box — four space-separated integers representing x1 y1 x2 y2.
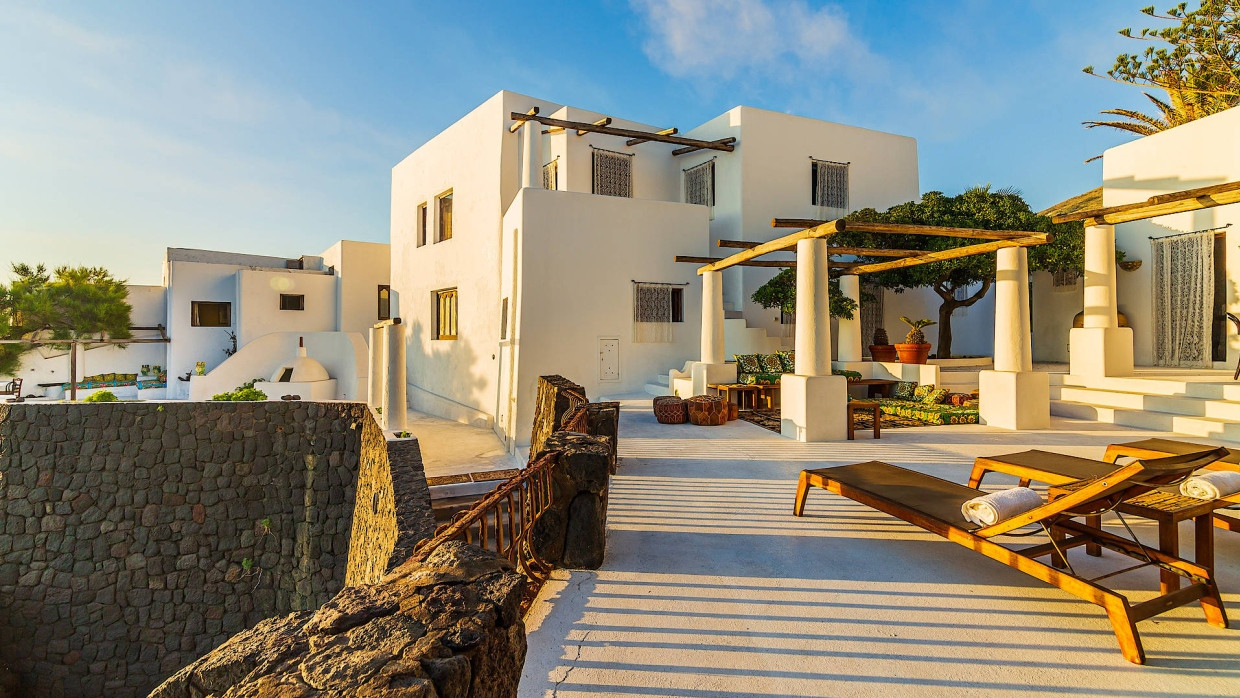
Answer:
211 387 267 401
83 390 119 403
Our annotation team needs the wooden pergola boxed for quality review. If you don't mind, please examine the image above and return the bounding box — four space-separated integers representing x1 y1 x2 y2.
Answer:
509 107 736 156
679 218 1051 276
1050 180 1240 226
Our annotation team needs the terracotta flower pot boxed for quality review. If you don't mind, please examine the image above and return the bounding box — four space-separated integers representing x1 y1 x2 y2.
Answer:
869 345 898 363
894 343 932 364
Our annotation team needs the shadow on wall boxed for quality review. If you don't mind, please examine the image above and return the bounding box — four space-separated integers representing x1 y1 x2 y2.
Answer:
404 319 493 429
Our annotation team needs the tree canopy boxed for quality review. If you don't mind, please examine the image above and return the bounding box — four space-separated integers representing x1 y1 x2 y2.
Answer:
0 264 133 376
751 271 857 321
1084 1 1240 135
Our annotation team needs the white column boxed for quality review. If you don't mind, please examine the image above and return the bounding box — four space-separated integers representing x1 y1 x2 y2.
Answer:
836 274 862 363
794 238 832 375
521 122 541 189
992 247 1032 372
384 322 408 432
1083 224 1118 328
980 245 1047 430
1070 224 1134 377
701 270 725 364
367 326 382 409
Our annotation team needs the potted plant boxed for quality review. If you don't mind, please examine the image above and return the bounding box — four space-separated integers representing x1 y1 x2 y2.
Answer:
896 316 935 364
868 327 897 362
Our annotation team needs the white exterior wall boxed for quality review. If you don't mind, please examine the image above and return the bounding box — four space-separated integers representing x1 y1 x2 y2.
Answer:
234 269 337 347
1031 106 1240 367
187 331 368 401
504 188 706 448
319 240 392 336
165 259 243 387
8 284 167 390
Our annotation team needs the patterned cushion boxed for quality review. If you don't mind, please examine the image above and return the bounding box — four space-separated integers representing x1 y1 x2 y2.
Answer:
913 384 937 401
734 354 762 374
832 369 862 382
876 399 980 426
776 350 795 373
922 387 950 405
742 373 781 385
891 381 918 400
759 354 784 373
946 393 972 407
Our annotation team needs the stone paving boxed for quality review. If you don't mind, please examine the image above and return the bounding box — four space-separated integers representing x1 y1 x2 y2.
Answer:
521 397 1240 697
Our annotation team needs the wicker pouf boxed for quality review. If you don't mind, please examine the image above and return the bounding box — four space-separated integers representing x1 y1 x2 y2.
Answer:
727 402 739 421
653 395 687 424
686 395 728 426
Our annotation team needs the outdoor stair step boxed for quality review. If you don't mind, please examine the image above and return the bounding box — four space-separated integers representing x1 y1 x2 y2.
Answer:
1050 384 1240 421
1051 399 1240 444
1050 373 1240 401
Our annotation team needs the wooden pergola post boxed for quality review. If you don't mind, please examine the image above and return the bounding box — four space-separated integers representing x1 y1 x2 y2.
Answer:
980 247 1048 430
781 238 847 442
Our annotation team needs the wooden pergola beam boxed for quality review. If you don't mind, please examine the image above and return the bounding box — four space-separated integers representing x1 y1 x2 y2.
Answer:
508 106 539 133
716 239 920 257
849 236 1050 274
671 137 737 157
1051 181 1240 226
577 117 611 136
771 218 1040 241
510 112 736 152
675 255 859 269
626 127 678 146
696 219 844 274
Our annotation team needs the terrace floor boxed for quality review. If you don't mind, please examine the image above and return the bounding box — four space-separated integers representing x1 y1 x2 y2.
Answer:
521 397 1240 697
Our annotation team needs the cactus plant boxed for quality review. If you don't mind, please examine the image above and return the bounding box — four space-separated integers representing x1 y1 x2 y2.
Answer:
899 316 936 345
871 327 888 345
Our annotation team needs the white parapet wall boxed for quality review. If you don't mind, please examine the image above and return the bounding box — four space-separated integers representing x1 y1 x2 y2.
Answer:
188 331 368 401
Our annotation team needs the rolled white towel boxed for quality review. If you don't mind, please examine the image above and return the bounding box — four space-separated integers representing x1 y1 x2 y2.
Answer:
1180 470 1240 500
961 487 1044 526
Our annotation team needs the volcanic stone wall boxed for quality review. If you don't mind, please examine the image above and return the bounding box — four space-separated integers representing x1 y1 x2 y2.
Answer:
0 400 432 697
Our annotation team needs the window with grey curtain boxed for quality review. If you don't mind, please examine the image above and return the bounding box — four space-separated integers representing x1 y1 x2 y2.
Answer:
811 159 848 218
1152 231 1213 367
633 282 673 343
593 148 632 198
684 160 714 207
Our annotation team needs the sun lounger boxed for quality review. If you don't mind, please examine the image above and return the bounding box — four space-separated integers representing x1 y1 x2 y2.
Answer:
793 448 1231 664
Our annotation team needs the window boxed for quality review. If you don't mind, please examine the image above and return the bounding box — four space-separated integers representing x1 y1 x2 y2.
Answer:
378 285 391 321
433 288 457 340
499 297 509 340
592 148 632 197
684 160 715 207
416 203 427 247
191 301 231 327
279 294 305 311
810 159 849 211
671 287 684 323
436 191 453 242
542 160 558 191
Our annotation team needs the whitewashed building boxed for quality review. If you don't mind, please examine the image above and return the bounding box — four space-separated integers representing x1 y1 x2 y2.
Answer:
389 90 958 452
11 240 389 401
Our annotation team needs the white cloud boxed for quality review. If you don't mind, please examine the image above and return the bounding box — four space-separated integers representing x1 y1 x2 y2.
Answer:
632 0 862 81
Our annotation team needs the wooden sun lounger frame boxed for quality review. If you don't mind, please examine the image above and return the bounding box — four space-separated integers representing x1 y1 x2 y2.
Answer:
793 453 1231 664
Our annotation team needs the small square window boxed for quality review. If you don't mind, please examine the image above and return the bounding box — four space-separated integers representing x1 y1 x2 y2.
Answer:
437 191 453 242
416 203 427 247
279 294 305 311
378 285 391 321
191 301 231 327
433 288 457 340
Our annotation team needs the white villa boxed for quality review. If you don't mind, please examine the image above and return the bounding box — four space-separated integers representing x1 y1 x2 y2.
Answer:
387 90 1008 452
12 240 390 402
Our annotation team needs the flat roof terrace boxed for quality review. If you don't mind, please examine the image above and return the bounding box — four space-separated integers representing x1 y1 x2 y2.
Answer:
520 398 1240 697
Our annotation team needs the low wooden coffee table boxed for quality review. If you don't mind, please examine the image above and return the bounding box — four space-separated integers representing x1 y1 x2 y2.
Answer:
846 400 880 440
709 383 762 412
852 378 898 398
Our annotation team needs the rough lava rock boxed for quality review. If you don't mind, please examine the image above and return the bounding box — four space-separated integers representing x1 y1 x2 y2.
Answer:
148 541 526 698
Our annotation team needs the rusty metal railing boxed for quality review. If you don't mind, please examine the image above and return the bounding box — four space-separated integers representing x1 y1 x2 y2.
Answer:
411 452 558 611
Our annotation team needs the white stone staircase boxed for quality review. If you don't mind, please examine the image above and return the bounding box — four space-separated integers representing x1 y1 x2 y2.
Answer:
1050 373 1240 443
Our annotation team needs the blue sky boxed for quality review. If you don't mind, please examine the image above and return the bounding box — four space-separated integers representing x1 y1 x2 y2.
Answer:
2 1 1156 285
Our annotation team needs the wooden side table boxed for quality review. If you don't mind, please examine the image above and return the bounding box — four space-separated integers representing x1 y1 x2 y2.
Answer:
846 400 880 440
709 384 761 412
1049 479 1229 594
